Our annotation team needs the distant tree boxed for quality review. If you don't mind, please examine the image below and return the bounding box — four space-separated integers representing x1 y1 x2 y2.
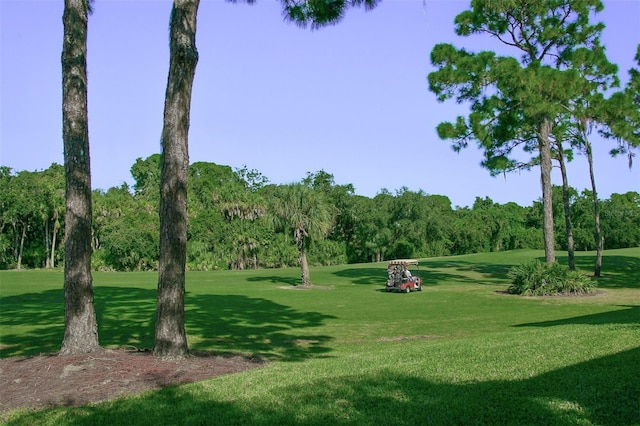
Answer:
270 183 333 287
429 0 608 265
41 164 65 269
60 0 100 355
0 167 13 269
600 192 640 249
131 154 162 203
1 171 39 269
93 185 159 271
155 0 380 358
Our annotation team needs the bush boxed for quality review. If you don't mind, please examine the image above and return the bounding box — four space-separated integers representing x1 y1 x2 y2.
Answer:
507 261 596 296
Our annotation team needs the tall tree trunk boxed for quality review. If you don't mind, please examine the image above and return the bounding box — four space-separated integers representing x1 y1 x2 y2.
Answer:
50 211 60 269
60 0 100 355
585 139 603 277
155 0 200 360
45 219 51 268
556 141 576 270
16 221 26 271
537 117 556 265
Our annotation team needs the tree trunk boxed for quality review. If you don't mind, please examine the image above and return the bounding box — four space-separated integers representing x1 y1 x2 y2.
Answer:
537 117 556 265
154 0 200 360
50 212 60 269
16 221 26 270
45 219 51 268
299 248 311 287
585 139 603 276
556 142 576 270
60 0 100 355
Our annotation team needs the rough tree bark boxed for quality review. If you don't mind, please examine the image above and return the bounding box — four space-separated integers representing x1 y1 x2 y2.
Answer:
556 140 576 270
154 0 200 360
60 0 100 355
585 139 603 276
537 117 556 265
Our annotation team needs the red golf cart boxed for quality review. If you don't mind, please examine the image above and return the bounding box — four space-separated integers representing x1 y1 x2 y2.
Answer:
385 259 423 293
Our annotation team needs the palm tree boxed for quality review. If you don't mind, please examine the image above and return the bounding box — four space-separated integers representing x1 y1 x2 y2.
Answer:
270 184 333 287
60 0 100 355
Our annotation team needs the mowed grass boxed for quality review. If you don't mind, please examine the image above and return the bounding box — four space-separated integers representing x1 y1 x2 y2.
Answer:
1 248 638 425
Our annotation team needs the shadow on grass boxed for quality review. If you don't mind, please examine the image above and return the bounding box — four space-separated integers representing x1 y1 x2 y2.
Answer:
9 347 638 425
331 268 382 285
331 265 473 287
0 287 335 361
186 294 335 360
550 255 640 289
514 305 640 328
416 259 512 286
246 275 301 286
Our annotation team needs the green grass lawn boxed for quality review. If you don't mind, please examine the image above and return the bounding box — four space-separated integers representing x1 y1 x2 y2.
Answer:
1 248 639 425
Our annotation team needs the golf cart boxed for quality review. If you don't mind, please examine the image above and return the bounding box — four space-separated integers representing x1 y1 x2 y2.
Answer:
385 259 422 293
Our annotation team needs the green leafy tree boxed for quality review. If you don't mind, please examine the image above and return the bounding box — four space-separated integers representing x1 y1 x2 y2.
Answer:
131 154 162 205
0 167 14 269
428 0 607 265
569 189 597 251
600 192 640 249
60 0 100 355
269 183 333 287
155 0 379 358
93 185 159 271
1 171 41 269
41 164 65 269
347 194 391 263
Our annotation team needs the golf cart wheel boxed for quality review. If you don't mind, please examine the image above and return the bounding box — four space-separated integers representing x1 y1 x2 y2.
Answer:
417 284 422 291
405 286 411 293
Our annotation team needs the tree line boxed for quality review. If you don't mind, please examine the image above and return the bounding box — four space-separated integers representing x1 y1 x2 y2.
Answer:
2 160 638 272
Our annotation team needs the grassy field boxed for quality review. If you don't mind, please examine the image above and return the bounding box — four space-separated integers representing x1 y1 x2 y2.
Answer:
1 248 638 425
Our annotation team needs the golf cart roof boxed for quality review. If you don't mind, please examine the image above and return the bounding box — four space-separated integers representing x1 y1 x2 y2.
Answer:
387 259 419 266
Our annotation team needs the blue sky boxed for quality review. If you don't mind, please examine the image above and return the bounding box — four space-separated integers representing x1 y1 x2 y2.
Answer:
1 0 639 208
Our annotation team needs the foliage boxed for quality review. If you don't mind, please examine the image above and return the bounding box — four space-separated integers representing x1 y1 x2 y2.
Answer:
1 159 639 271
507 260 596 296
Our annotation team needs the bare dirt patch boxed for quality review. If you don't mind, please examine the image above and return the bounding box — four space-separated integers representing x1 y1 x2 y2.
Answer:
0 348 265 418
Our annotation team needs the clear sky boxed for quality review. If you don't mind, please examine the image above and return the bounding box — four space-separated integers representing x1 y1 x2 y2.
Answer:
1 0 639 208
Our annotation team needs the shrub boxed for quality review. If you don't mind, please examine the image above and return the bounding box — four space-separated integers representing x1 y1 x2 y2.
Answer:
507 260 596 296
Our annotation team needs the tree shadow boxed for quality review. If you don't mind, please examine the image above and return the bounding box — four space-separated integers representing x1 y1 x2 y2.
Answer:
550 254 640 289
0 286 335 361
414 259 512 286
0 288 66 357
331 265 472 287
514 305 640 328
186 294 335 361
331 268 382 285
11 347 638 425
246 275 301 286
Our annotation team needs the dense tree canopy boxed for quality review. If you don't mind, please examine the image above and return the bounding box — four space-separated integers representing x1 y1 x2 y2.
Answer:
1 159 638 273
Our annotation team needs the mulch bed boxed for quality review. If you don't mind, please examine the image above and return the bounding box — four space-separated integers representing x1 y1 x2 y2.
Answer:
0 348 265 418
